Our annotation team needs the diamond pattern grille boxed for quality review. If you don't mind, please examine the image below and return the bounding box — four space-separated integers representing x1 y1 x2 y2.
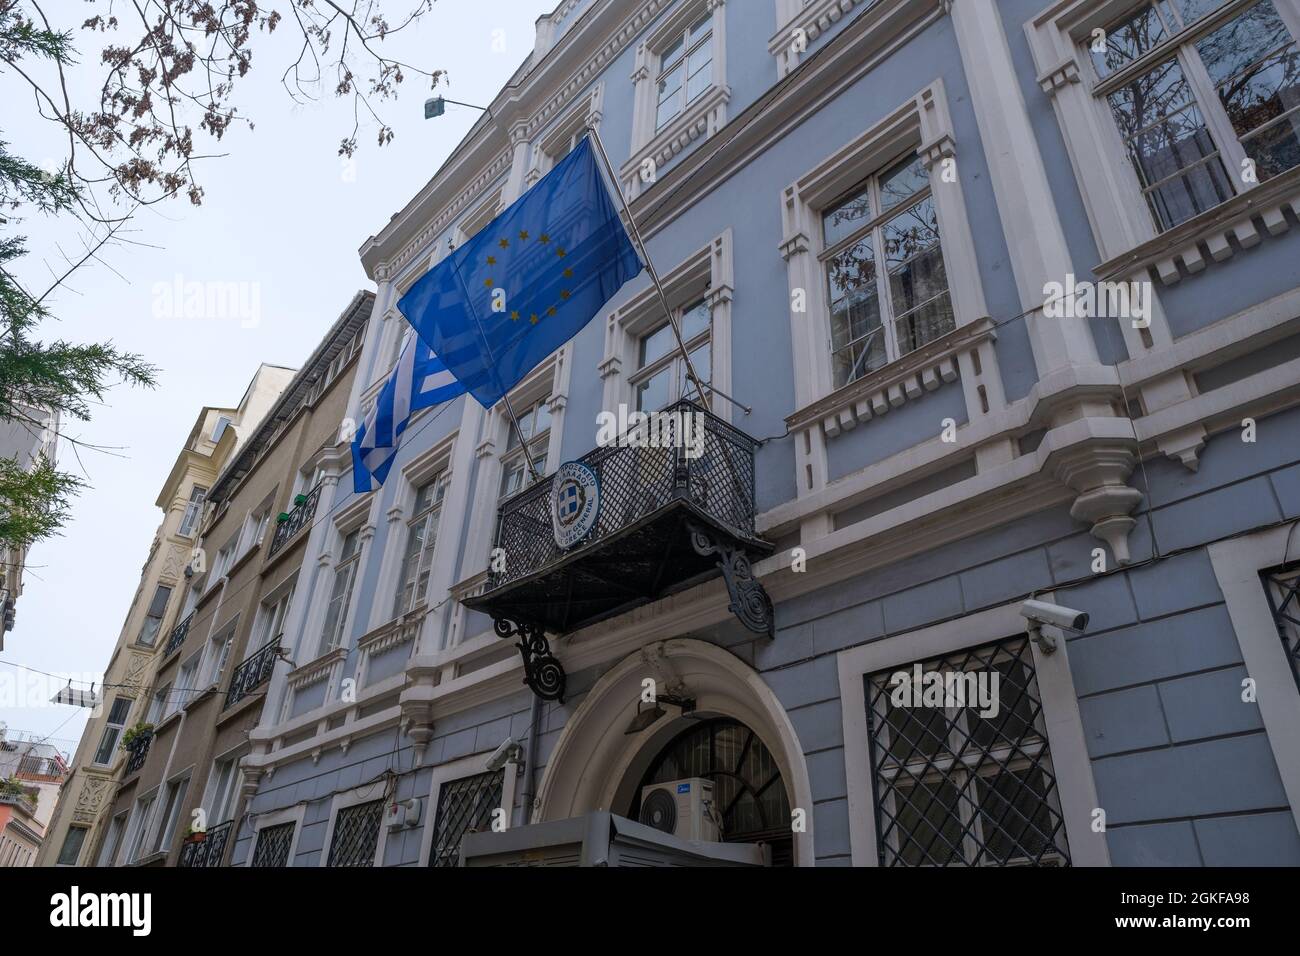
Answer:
250 821 296 868
327 799 384 867
428 770 504 868
488 400 758 589
1261 563 1300 692
863 637 1071 867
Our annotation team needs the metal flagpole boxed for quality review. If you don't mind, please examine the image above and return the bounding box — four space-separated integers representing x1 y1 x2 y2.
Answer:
585 125 712 413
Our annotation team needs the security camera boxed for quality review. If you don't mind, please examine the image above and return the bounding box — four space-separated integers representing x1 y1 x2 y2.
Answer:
484 736 522 772
1020 600 1089 654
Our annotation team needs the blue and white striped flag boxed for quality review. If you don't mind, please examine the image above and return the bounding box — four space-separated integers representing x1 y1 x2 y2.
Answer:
352 333 466 493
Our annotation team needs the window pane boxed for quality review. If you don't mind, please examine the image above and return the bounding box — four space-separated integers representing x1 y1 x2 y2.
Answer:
680 300 711 341
823 184 872 248
973 767 1064 865
532 400 552 437
893 781 966 866
686 44 712 103
879 155 929 212
1197 0 1290 88
689 13 712 45
828 236 885 388
93 726 120 765
657 64 684 130
1242 112 1300 179
1175 0 1234 29
639 323 675 368
636 366 672 412
147 585 172 618
661 35 685 70
1091 3 1170 78
499 458 526 499
56 827 87 866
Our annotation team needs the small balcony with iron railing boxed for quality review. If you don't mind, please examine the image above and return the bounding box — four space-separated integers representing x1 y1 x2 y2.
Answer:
163 611 194 659
123 730 153 777
268 485 322 558
177 819 233 867
225 636 282 710
464 400 774 703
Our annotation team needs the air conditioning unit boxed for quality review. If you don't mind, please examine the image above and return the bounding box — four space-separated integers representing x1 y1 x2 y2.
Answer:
638 777 720 843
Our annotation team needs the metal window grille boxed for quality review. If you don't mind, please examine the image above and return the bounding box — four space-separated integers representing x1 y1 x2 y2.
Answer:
863 636 1071 867
327 799 384 867
250 821 296 868
1261 562 1300 693
428 770 504 868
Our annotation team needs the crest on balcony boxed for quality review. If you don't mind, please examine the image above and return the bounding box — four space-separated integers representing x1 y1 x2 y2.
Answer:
551 461 601 549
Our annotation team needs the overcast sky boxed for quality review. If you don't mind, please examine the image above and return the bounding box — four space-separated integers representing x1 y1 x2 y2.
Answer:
0 0 556 756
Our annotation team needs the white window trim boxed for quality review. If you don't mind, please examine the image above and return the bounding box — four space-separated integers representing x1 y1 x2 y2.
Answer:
454 189 505 250
769 0 881 76
300 495 375 663
318 783 393 868
1026 0 1300 287
248 802 307 867
1207 524 1300 837
201 744 247 829
836 597 1110 866
600 230 734 424
416 751 521 866
622 0 730 199
528 82 605 188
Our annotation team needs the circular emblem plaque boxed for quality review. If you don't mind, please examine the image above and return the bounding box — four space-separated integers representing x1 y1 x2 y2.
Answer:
551 461 601 550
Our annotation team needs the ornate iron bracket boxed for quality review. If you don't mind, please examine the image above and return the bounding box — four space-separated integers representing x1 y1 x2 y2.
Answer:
494 617 566 703
688 523 775 639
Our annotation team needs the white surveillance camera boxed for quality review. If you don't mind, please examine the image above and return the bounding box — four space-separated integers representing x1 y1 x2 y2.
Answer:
484 736 522 772
1020 600 1089 654
1020 600 1089 631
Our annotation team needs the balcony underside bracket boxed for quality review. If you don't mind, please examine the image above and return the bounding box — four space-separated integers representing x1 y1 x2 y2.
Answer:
494 617 566 703
687 523 775 639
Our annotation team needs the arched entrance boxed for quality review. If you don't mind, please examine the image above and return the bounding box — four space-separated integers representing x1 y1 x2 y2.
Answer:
533 638 814 866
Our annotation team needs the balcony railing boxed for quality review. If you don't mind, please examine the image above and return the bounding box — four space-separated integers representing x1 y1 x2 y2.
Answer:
177 820 233 867
123 732 153 776
465 399 773 702
224 636 281 709
164 611 194 658
269 484 322 558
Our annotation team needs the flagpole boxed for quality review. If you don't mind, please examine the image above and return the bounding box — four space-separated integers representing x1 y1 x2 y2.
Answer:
585 126 712 413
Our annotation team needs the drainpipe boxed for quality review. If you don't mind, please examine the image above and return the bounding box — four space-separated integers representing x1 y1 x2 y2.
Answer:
519 694 544 826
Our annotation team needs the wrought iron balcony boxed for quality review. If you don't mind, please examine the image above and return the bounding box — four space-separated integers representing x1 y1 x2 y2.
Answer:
225 636 281 709
177 820 233 867
123 732 152 776
268 484 321 557
465 400 774 702
164 611 194 658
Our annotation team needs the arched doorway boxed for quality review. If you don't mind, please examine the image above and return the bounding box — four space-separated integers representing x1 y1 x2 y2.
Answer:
533 638 814 865
629 717 794 866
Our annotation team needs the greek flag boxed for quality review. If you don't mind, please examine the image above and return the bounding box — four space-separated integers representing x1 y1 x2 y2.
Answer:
351 334 466 493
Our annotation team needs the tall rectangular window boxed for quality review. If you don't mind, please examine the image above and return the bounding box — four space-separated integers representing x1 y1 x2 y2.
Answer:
172 653 201 715
137 584 173 647
821 154 953 388
55 827 87 866
146 683 171 724
124 792 156 864
631 299 712 411
202 629 234 687
862 636 1070 866
326 799 384 867
204 757 241 827
1091 0 1299 231
251 821 297 867
97 812 128 866
656 12 714 131
178 485 207 537
152 775 190 854
393 477 446 617
498 398 551 501
320 530 362 654
93 697 132 765
249 587 294 660
428 770 504 868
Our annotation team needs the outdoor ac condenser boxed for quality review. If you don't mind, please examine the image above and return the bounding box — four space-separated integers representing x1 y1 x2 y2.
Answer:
638 777 720 843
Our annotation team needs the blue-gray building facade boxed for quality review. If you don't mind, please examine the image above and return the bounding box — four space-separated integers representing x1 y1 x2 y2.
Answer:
222 0 1300 867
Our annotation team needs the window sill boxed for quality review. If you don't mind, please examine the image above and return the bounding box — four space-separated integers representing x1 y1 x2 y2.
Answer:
1095 165 1300 285
786 316 993 438
285 646 348 693
620 84 731 198
154 709 183 734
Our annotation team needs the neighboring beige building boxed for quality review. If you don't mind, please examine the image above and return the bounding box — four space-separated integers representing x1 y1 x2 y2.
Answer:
36 365 295 866
0 730 69 866
95 292 370 867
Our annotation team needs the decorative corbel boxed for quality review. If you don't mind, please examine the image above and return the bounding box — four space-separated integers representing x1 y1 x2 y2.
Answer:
1054 443 1144 564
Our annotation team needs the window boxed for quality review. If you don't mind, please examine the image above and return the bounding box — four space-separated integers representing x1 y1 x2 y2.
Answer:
1091 0 1300 231
320 530 362 654
173 653 201 715
124 792 156 863
250 587 294 659
55 826 87 866
863 636 1070 866
250 821 297 867
211 415 232 442
1260 561 1300 691
630 299 712 411
821 153 953 389
393 477 447 617
146 683 171 724
97 812 128 866
136 584 173 647
498 398 552 501
656 12 714 131
240 507 271 555
152 775 190 854
178 486 207 537
93 697 132 765
211 535 237 582
202 628 234 687
428 770 505 868
204 756 242 827
326 798 385 867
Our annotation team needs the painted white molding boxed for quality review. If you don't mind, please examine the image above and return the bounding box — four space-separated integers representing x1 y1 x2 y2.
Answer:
527 82 605 187
1207 525 1300 841
416 751 521 866
836 597 1109 866
318 781 395 867
245 802 307 867
532 638 815 865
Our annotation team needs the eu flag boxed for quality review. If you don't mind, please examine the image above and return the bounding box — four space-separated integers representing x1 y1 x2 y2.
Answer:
397 137 642 408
